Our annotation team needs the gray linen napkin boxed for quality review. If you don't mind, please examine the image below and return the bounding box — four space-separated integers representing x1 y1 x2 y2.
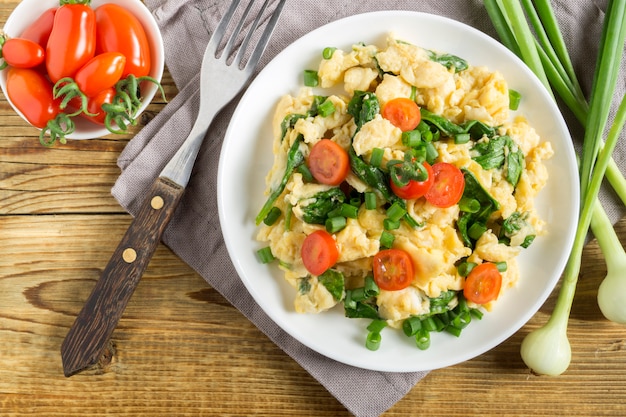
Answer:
111 1 625 416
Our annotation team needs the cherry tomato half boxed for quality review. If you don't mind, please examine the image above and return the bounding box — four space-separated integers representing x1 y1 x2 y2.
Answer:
6 67 60 129
95 4 152 78
381 97 421 132
74 52 126 97
424 162 465 208
1 38 44 69
372 249 414 291
463 262 502 304
390 161 434 200
308 139 350 186
46 4 96 83
301 230 339 276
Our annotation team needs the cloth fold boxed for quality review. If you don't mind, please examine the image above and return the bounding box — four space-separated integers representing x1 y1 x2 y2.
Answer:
111 1 625 416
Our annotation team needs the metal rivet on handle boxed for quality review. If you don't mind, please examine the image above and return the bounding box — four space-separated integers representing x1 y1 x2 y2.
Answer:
151 196 164 210
122 248 137 264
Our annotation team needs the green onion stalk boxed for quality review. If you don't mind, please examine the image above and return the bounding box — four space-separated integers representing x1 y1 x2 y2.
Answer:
484 0 626 375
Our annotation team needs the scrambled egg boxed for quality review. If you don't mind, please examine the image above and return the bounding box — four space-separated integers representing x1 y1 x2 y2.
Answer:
256 34 552 327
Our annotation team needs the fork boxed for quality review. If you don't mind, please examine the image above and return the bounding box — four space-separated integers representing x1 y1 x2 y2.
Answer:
60 0 286 377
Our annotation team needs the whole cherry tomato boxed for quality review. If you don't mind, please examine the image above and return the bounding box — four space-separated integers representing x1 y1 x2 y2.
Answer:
1 38 45 69
46 4 96 83
74 52 126 97
95 4 151 78
21 8 57 48
69 87 116 125
6 67 61 128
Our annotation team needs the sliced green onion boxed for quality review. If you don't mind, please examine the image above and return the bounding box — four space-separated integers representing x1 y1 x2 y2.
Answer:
366 331 382 351
495 261 508 272
262 206 282 226
322 47 336 60
370 147 384 167
318 99 336 117
509 89 522 110
415 328 431 350
379 230 395 248
386 202 407 222
303 70 319 87
402 130 422 147
340 203 359 219
326 216 346 233
454 132 471 144
383 218 401 231
458 197 480 213
364 192 377 210
403 316 422 337
445 325 462 337
425 142 439 163
257 247 275 264
367 319 388 334
364 274 380 297
468 222 487 240
457 261 477 277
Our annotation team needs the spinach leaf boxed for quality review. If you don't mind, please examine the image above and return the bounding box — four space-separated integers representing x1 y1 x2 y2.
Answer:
300 188 346 224
255 135 305 225
279 95 329 141
500 212 536 248
427 50 469 73
347 90 380 131
457 169 501 247
471 135 524 186
318 269 345 301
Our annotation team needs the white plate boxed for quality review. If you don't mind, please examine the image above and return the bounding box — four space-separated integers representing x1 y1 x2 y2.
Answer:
217 11 579 372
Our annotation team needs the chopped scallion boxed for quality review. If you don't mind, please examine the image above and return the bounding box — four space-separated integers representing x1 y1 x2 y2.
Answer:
364 192 377 210
322 47 336 60
262 206 282 226
386 202 407 222
303 70 319 87
509 88 522 110
370 147 384 167
325 216 346 233
379 230 395 248
256 247 275 264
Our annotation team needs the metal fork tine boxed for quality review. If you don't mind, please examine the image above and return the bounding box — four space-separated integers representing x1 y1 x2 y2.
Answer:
222 0 256 61
243 0 286 73
233 0 272 66
206 0 242 53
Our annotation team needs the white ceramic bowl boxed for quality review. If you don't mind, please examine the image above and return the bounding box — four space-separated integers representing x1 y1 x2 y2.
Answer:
218 11 579 372
0 0 164 140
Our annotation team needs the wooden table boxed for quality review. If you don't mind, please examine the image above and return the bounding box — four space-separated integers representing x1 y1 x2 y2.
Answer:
2 2 626 416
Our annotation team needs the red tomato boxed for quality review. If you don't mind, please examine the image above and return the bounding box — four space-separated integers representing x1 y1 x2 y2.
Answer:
6 67 61 129
21 8 57 48
301 230 339 276
69 87 116 125
424 162 465 208
74 52 126 97
1 38 44 68
46 4 96 83
381 97 421 132
372 249 414 291
95 4 151 78
463 262 502 304
390 161 434 200
308 139 350 185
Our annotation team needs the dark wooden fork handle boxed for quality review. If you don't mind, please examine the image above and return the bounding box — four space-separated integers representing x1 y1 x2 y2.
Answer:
61 177 184 377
